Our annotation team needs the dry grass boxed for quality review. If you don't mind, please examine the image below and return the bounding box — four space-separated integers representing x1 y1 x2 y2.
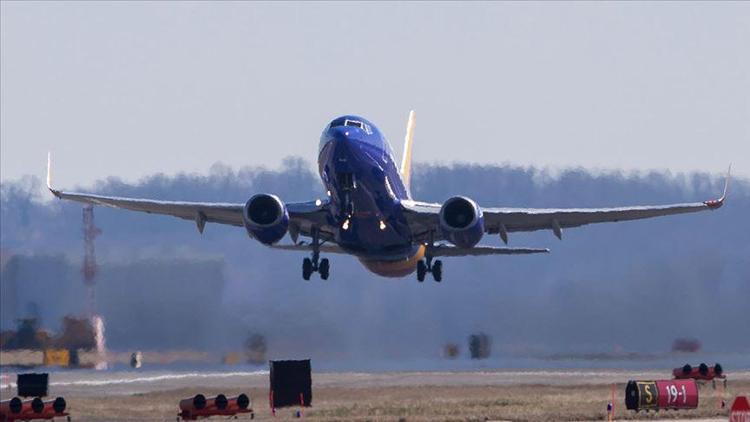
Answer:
63 380 748 421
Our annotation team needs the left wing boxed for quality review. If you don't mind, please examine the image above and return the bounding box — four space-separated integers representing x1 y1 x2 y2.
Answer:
46 154 329 237
402 168 729 243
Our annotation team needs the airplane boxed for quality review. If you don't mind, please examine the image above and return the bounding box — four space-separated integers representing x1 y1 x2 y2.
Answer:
47 112 730 282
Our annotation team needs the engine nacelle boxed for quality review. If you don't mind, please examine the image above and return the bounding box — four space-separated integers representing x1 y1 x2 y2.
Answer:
243 194 289 245
439 196 484 248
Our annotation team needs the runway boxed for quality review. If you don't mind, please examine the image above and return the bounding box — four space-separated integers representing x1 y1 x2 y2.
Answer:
4 368 750 396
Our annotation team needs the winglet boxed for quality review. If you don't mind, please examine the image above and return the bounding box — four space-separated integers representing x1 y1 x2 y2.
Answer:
400 110 416 197
47 152 62 198
704 164 731 209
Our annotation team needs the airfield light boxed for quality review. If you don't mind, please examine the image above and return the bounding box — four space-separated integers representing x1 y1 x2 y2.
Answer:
342 219 350 230
379 220 386 230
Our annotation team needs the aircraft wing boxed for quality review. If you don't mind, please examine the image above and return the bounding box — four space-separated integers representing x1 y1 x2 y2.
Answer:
46 155 329 236
50 189 246 226
401 169 729 243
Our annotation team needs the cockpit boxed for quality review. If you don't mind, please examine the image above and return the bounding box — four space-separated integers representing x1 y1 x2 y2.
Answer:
319 115 393 156
335 119 364 129
328 117 370 133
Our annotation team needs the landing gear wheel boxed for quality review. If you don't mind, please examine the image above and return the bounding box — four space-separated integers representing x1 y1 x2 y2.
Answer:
416 260 427 282
302 258 313 280
432 260 443 282
319 258 330 280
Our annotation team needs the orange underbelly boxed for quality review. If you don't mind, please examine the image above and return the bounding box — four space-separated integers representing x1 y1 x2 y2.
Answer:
358 245 426 278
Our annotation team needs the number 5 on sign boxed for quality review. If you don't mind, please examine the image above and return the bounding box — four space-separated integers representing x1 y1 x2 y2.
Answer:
637 382 658 409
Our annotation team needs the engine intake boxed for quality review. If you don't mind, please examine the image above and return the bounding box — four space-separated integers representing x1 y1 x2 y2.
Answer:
439 196 484 248
243 194 289 245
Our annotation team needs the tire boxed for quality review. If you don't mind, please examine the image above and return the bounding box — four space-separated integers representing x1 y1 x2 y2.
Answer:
699 363 709 376
319 258 330 280
416 260 426 282
432 260 443 282
302 258 313 280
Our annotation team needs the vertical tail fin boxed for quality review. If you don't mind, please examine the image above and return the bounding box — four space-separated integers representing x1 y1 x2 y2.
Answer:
400 110 416 197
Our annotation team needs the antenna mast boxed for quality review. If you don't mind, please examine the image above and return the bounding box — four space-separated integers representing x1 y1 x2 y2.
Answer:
82 205 102 316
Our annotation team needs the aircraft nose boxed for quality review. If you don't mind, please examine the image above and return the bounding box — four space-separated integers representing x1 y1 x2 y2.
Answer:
329 126 352 142
320 125 361 155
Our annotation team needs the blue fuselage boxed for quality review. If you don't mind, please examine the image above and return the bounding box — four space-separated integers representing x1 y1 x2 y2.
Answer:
318 115 424 276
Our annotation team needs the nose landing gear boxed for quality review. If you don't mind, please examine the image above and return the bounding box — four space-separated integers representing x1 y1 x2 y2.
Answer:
302 227 330 280
416 256 442 282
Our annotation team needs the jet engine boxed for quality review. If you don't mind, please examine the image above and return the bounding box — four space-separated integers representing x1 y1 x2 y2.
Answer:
243 194 289 245
439 196 484 248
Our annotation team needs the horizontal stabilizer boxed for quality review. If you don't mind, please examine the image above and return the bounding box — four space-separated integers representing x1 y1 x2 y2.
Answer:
429 245 549 257
270 243 348 254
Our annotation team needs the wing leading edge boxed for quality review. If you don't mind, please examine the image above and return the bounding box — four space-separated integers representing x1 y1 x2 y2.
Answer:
402 166 730 243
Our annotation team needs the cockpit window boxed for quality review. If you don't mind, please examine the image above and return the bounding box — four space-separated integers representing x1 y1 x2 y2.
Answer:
344 119 363 129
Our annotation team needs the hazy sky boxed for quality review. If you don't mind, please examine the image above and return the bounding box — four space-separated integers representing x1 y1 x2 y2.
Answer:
2 2 748 188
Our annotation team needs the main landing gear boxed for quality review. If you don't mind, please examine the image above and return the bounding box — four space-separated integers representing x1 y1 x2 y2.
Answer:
302 227 329 280
416 256 442 282
303 257 329 280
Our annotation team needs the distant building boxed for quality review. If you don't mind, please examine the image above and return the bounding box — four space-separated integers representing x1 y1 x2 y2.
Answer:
468 333 491 360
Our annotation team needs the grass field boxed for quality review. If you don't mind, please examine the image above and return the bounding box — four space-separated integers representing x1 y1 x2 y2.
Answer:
56 377 748 421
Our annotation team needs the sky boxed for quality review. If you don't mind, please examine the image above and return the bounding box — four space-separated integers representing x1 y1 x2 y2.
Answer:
2 2 749 188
